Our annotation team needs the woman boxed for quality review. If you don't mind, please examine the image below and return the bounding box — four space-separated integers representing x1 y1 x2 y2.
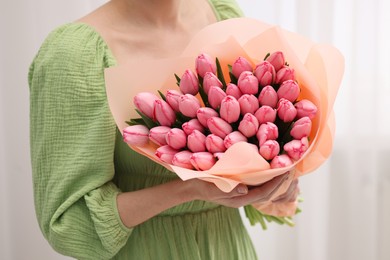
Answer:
28 0 299 259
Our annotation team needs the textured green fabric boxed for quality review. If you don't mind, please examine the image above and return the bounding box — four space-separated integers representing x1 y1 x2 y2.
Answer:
29 1 256 259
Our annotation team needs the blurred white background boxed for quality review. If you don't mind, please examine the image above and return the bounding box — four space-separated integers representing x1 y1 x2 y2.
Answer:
1 0 389 259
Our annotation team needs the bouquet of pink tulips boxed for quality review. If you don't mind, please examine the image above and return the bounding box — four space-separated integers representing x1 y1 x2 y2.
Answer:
123 51 317 228
104 17 344 230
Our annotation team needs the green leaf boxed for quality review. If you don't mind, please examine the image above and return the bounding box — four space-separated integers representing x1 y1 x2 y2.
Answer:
126 118 147 126
158 90 167 101
175 73 181 86
216 58 227 89
135 109 158 129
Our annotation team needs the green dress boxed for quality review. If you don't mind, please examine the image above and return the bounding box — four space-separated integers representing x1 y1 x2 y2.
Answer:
28 1 257 259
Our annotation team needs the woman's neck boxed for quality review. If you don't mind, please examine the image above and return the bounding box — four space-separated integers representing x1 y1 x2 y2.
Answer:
110 0 188 30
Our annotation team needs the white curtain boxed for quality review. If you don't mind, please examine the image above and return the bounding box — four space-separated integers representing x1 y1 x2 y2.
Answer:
1 0 389 259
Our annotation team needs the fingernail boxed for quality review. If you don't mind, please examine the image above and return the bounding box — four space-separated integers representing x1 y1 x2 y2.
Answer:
237 186 248 194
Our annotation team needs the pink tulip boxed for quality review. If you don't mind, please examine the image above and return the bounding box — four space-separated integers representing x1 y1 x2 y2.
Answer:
237 71 259 95
224 131 248 149
295 99 318 119
133 92 160 120
258 85 278 108
123 125 150 146
190 152 216 171
254 61 276 87
155 145 180 164
208 86 227 109
225 83 243 99
266 51 285 72
165 89 182 112
205 134 226 153
219 96 240 123
172 150 193 169
270 154 293 169
154 99 176 126
196 107 219 127
290 116 312 139
277 80 300 102
207 117 233 139
195 53 217 78
238 113 259 138
284 137 309 161
178 94 201 118
277 98 297 123
179 69 199 95
202 72 222 95
275 67 295 84
238 94 259 115
182 119 205 135
256 122 278 146
254 106 276 124
149 126 171 146
259 140 280 161
165 128 187 150
187 130 207 152
232 56 253 78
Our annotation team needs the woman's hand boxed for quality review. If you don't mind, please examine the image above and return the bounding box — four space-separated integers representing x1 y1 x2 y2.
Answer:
188 173 299 208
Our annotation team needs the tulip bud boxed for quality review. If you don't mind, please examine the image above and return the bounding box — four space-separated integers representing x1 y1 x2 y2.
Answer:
154 99 176 126
275 67 295 84
208 86 227 109
123 125 150 146
277 80 300 102
259 140 280 161
205 134 226 153
156 145 180 164
202 72 223 95
165 128 187 150
219 96 240 123
238 113 259 138
190 152 216 171
224 131 248 149
270 154 293 169
266 51 285 72
258 85 278 108
254 106 276 124
165 89 182 112
225 83 242 100
284 137 309 160
232 56 253 78
238 94 259 115
172 150 193 169
277 98 297 123
178 94 201 118
149 126 171 146
195 53 217 78
237 71 259 95
256 122 278 146
294 99 318 119
254 61 276 87
134 92 160 120
187 130 207 152
196 107 219 127
290 116 312 139
207 117 233 139
182 119 205 135
179 69 199 95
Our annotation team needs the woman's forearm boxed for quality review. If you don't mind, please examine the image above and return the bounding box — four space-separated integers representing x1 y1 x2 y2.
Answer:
116 179 195 228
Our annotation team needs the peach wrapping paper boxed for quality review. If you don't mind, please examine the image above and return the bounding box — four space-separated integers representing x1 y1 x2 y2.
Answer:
104 18 344 216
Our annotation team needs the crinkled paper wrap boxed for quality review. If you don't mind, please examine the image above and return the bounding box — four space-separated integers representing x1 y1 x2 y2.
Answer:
104 18 344 216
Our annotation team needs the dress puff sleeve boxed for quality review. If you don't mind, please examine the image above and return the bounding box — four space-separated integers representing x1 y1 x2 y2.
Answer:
28 23 132 260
